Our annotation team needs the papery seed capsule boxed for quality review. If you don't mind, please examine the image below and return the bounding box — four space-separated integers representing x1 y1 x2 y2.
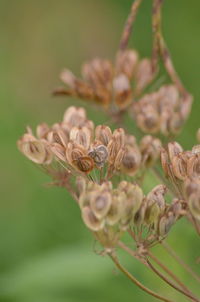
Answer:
47 129 68 147
136 109 161 134
187 154 200 177
90 191 112 220
19 139 51 164
115 50 138 79
134 199 147 227
66 141 87 164
70 126 91 149
135 58 154 93
50 143 66 161
73 156 94 173
147 185 167 211
158 213 175 237
95 125 112 146
106 190 125 226
63 106 86 126
36 123 50 139
81 206 105 231
114 147 125 170
140 135 162 167
113 74 132 109
188 194 200 221
145 202 160 225
112 128 125 148
88 145 108 168
167 142 183 163
160 148 170 177
171 154 187 180
192 145 200 154
184 177 200 198
121 146 141 175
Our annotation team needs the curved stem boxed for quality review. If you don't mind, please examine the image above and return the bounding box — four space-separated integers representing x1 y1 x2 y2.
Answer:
161 241 200 284
146 257 200 302
152 0 188 96
119 240 198 301
119 0 143 50
109 252 174 302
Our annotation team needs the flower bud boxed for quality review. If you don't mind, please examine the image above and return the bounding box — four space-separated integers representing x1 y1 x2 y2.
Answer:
115 50 138 79
140 135 162 167
36 123 50 139
70 126 91 149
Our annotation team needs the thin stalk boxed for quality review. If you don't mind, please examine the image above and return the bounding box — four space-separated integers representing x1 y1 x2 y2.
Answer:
119 241 198 301
109 252 174 302
148 250 191 294
162 241 200 284
152 0 191 99
146 258 200 302
119 0 143 50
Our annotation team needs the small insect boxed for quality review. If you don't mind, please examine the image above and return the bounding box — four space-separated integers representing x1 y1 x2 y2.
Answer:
88 145 108 168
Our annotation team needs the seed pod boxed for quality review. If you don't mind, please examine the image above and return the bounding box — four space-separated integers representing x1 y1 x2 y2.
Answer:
158 213 175 237
47 129 68 147
113 74 132 109
70 126 91 149
66 141 87 164
73 156 94 174
171 153 188 180
121 146 141 175
18 136 52 165
188 194 200 221
63 106 86 126
90 191 112 220
106 190 125 226
50 143 66 161
134 198 147 227
135 58 155 93
112 128 125 148
36 123 50 139
167 142 183 163
81 206 105 231
140 135 162 167
161 148 170 177
95 125 112 146
136 108 161 134
115 49 138 79
88 145 108 168
187 153 200 177
184 177 200 198
145 185 167 225
114 147 125 170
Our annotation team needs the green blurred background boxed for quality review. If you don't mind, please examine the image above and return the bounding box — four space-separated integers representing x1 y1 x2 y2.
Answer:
1 0 200 301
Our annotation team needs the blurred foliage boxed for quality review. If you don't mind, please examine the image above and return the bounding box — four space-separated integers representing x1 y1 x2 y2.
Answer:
0 0 200 301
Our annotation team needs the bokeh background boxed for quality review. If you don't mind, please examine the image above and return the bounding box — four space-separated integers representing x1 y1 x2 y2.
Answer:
1 0 200 301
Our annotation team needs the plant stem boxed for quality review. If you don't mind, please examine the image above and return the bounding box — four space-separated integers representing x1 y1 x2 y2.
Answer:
146 257 200 302
118 241 199 301
161 241 200 284
119 0 143 50
109 252 174 302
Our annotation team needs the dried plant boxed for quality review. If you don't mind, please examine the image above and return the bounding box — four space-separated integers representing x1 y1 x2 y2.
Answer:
18 1 200 301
